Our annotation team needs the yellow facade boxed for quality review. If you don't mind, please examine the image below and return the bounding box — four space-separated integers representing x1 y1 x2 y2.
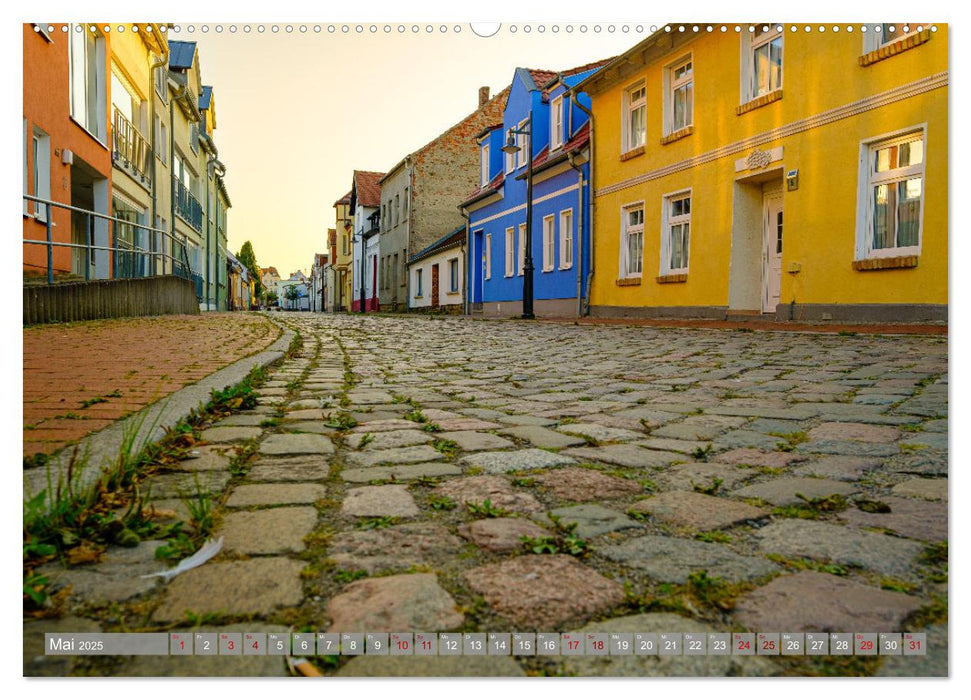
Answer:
334 198 354 311
583 25 947 321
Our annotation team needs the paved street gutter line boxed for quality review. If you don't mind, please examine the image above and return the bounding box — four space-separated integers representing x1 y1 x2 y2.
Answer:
23 315 295 505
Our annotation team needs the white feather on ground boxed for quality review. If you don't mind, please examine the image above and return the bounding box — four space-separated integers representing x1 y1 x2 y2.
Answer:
140 536 223 581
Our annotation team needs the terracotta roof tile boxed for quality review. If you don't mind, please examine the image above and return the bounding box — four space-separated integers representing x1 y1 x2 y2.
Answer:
334 190 352 207
460 171 505 207
353 171 385 208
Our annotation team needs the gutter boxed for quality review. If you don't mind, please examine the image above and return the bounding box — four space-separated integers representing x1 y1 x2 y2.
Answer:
571 91 596 317
169 76 188 277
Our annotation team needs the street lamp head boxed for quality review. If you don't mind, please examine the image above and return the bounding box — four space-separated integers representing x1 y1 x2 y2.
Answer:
501 130 520 155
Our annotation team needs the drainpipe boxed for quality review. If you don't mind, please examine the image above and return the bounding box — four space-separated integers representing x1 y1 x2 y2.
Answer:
149 42 169 276
206 155 225 312
460 207 470 316
567 151 584 319
571 90 596 316
170 77 187 276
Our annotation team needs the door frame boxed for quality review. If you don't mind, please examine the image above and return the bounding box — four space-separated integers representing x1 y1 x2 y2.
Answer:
761 185 784 314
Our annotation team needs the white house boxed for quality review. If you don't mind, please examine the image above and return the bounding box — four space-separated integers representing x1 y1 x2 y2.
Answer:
408 226 465 312
350 170 384 312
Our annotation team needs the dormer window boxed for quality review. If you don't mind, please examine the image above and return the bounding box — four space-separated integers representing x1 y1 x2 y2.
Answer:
550 95 564 150
480 142 490 186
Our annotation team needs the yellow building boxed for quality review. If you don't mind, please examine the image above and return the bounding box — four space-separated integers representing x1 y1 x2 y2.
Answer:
575 24 947 322
334 191 354 312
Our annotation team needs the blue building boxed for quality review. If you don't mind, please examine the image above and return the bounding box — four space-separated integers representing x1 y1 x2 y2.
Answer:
460 61 609 317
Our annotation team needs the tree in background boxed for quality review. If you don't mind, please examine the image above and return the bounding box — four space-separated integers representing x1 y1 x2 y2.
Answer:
236 241 264 300
284 284 300 310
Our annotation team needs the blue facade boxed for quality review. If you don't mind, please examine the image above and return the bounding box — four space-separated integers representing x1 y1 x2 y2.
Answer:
464 65 602 315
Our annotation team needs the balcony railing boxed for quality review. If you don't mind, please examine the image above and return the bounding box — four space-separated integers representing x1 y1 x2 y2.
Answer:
112 107 153 187
173 176 203 232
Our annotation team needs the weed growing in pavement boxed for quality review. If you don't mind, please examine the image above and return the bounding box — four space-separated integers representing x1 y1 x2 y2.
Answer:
465 499 509 518
765 553 849 576
324 412 358 430
521 514 588 556
772 493 848 520
854 498 891 513
431 439 459 459
333 569 368 585
412 475 442 488
357 433 375 449
356 516 396 530
403 409 427 423
511 477 536 488
428 495 456 511
421 422 442 433
691 477 723 495
691 444 714 462
79 396 109 409
695 530 732 543
228 440 258 476
207 365 266 415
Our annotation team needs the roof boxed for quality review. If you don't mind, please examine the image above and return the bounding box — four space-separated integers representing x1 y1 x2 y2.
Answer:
168 41 196 70
334 190 352 207
409 226 466 264
571 26 679 95
526 122 591 174
199 86 213 111
261 266 279 277
476 122 504 139
459 170 504 208
542 57 616 89
352 170 385 208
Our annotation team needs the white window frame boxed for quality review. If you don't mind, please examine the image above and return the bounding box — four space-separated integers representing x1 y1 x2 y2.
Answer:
660 189 692 275
504 227 515 277
620 201 645 278
741 25 783 103
542 214 555 272
480 142 490 186
855 125 926 261
550 95 564 151
448 257 460 293
559 208 574 270
622 82 647 153
69 24 107 143
484 232 492 279
516 120 528 169
504 130 515 174
518 222 527 275
663 54 693 135
31 127 51 221
415 268 423 297
863 24 928 52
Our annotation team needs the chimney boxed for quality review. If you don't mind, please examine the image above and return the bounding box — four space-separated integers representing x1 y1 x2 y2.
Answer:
478 86 490 107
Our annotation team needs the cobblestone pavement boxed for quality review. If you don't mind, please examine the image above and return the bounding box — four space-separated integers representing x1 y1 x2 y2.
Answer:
28 313 948 677
22 314 280 458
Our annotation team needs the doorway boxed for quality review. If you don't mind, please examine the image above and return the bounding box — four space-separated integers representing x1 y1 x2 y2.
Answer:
762 186 784 313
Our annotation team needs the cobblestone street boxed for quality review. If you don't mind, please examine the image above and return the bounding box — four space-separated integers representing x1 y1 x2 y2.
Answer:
27 313 948 677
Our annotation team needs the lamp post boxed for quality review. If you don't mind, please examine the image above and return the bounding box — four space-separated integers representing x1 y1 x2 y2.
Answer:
502 111 535 319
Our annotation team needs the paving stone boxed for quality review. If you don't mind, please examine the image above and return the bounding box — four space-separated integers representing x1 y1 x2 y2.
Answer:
922 419 948 433
337 655 526 677
350 410 402 423
200 426 263 443
464 554 625 628
434 418 503 431
284 408 328 421
355 429 434 450
755 519 924 576
891 477 947 501
807 422 902 443
562 613 778 676
651 419 738 441
350 419 423 433
792 456 884 481
280 421 338 435
652 463 756 492
326 573 463 632
796 439 899 457
247 456 332 481
556 422 645 443
498 425 587 448
712 448 807 468
342 484 420 518
225 483 326 507
602 535 779 583
434 430 515 451
457 517 552 553
745 418 811 435
612 407 682 427
329 522 464 574
890 451 948 476
346 445 442 468
707 405 818 420
731 477 859 506
220 506 317 555
629 491 770 530
496 414 558 427
531 467 644 501
145 471 231 499
342 462 462 483
260 433 334 456
541 504 643 538
733 571 923 633
839 496 947 542
178 445 233 471
713 429 791 451
214 413 268 427
346 389 395 404
565 444 684 468
638 437 712 454
432 475 542 514
153 558 304 622
899 432 948 450
459 448 576 473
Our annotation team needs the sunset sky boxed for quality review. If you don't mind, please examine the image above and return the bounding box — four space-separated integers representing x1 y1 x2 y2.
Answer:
189 23 659 277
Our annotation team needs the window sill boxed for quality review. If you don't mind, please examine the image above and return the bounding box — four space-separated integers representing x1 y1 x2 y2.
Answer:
657 273 688 283
616 277 642 287
620 146 645 162
660 125 694 145
414 295 423 299
558 265 573 272
852 255 919 271
542 266 555 273
736 89 783 116
859 30 933 67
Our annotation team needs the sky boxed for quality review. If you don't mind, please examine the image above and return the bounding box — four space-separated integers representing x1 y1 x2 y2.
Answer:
188 23 661 277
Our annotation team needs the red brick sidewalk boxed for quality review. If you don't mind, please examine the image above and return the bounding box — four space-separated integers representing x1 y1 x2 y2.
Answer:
23 314 280 459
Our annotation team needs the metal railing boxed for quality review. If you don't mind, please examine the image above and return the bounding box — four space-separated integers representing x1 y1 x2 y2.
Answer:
23 194 192 285
112 107 153 186
173 176 203 232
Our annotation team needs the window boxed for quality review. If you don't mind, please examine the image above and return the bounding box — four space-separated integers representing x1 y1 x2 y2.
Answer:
743 25 783 101
624 83 646 152
31 127 51 220
857 129 925 259
403 188 409 216
69 25 107 141
864 23 928 51
559 209 573 270
505 134 515 173
154 61 168 102
484 233 492 279
481 143 490 186
542 215 555 271
190 123 199 154
518 223 527 275
415 268 423 297
550 95 564 150
449 257 459 293
517 120 528 169
155 116 168 163
661 193 691 274
395 194 400 226
621 204 644 277
505 227 515 276
666 57 693 134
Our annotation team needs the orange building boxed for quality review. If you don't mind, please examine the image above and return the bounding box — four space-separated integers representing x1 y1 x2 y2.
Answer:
23 23 113 280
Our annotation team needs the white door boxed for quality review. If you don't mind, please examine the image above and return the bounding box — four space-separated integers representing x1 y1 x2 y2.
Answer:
762 189 784 313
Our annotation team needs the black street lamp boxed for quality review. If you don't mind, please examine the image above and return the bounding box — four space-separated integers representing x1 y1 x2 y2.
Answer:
502 111 535 320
